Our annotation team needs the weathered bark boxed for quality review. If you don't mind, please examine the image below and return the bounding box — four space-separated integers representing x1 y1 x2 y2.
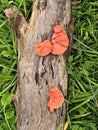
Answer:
4 0 72 130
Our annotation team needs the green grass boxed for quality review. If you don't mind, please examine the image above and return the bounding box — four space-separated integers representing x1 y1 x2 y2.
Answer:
66 0 98 130
0 0 98 130
0 0 33 129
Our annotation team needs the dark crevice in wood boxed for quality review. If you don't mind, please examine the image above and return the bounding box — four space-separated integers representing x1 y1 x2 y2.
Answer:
35 71 39 84
60 107 64 117
58 59 61 63
58 83 62 91
41 68 46 78
45 79 48 85
42 57 44 65
64 95 67 99
38 88 41 95
26 76 29 84
22 72 25 79
66 15 74 53
50 64 54 79
16 31 21 39
26 121 29 125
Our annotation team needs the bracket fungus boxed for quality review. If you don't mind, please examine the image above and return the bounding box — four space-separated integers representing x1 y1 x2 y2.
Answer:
51 25 69 55
35 25 69 56
47 87 64 113
35 40 53 56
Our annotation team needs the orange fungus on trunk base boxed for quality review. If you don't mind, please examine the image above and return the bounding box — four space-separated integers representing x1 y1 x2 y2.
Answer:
35 40 53 56
47 87 64 113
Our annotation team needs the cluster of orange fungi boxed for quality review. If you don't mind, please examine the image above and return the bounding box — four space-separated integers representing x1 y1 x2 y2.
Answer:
35 25 69 56
47 87 64 113
35 25 66 113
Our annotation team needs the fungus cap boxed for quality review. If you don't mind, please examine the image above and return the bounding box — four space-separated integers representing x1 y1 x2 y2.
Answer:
53 25 62 33
35 40 52 56
47 87 64 113
51 25 69 55
51 27 69 55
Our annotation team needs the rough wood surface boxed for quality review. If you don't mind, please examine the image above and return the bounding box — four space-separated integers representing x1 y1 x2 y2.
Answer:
4 0 72 130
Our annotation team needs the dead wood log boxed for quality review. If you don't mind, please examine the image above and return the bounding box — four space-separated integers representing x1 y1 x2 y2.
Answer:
4 0 72 129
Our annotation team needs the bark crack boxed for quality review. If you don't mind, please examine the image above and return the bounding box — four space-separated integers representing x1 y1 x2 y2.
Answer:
35 71 39 84
41 68 46 78
50 64 54 79
42 57 44 66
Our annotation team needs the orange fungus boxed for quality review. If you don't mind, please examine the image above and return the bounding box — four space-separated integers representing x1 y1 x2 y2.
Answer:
53 25 62 33
35 40 53 56
51 25 69 55
47 87 64 113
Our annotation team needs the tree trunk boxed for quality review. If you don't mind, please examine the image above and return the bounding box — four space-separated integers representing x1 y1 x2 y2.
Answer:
4 0 72 130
